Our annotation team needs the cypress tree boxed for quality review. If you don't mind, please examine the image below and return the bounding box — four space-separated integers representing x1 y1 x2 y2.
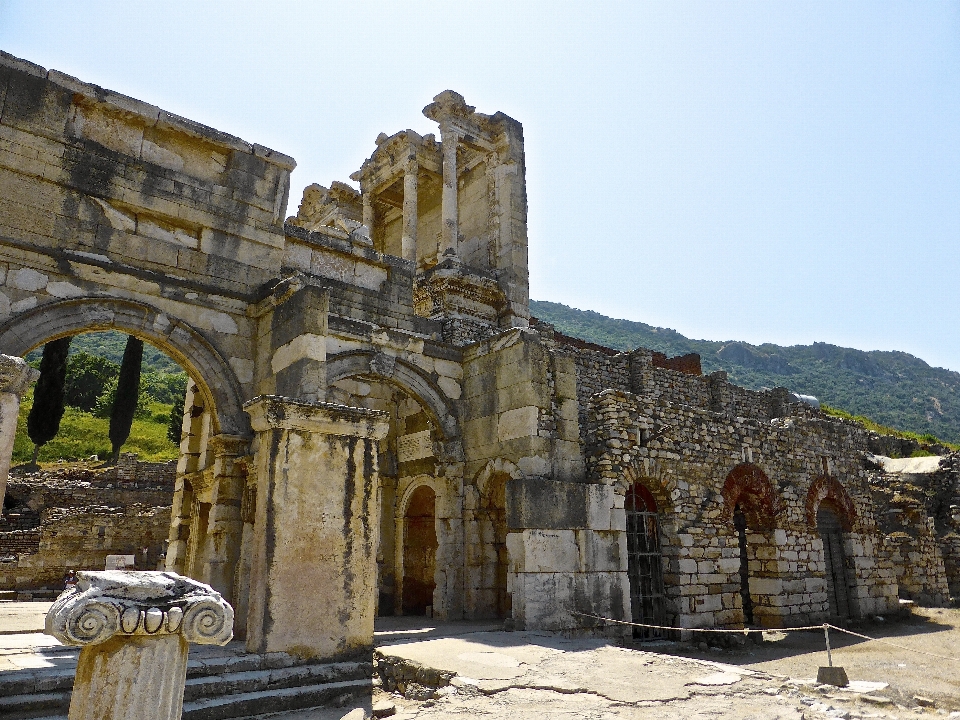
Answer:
26 336 73 466
109 336 144 461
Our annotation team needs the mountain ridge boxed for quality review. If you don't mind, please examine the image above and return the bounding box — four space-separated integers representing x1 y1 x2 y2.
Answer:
530 299 960 444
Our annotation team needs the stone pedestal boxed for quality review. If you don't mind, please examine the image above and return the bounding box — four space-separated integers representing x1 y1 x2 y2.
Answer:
45 570 234 720
244 396 389 659
0 354 39 511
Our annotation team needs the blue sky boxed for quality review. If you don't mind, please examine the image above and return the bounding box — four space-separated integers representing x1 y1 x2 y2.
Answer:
2 1 959 371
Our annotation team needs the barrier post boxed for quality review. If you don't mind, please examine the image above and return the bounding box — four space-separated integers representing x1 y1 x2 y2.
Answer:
816 624 849 687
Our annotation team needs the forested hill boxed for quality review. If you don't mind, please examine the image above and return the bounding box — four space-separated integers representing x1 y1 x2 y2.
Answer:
530 300 960 444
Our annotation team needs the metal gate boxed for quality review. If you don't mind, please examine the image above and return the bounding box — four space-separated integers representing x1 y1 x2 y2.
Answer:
625 484 667 640
817 506 852 619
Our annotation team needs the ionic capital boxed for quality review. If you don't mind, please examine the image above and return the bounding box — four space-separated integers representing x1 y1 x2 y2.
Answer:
45 571 233 647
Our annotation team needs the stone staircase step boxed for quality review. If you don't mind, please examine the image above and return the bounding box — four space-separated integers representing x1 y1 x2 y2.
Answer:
0 690 70 720
183 662 371 702
182 678 371 720
0 659 372 719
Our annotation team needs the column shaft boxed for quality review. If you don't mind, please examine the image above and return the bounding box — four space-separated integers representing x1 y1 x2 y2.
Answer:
68 634 188 720
402 159 418 263
440 127 459 257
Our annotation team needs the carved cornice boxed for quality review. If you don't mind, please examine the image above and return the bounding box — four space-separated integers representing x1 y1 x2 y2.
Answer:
414 261 508 323
45 571 233 647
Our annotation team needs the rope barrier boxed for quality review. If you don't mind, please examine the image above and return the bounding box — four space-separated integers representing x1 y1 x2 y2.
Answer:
572 612 825 633
572 611 960 664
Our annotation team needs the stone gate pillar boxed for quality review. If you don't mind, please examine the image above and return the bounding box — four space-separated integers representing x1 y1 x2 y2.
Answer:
244 396 389 659
0 354 38 512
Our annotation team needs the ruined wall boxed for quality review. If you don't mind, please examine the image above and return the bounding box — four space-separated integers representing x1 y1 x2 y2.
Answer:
868 453 960 605
0 460 174 592
584 389 899 629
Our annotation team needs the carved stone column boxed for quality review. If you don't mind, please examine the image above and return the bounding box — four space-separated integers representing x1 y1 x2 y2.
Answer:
439 122 460 258
244 396 389 659
402 153 419 263
0 354 39 511
362 190 375 240
45 570 233 720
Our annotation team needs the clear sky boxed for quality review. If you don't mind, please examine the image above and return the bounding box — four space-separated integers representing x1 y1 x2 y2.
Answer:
2 1 958 371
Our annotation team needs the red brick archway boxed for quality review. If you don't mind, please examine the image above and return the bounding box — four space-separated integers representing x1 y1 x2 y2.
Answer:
805 475 857 531
721 463 781 530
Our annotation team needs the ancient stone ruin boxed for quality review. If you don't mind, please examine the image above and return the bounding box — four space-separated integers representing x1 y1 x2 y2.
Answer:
0 49 957 674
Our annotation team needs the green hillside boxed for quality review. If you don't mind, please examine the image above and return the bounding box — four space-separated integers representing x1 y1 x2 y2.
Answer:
531 300 960 445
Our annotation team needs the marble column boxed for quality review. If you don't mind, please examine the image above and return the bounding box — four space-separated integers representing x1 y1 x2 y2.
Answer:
0 354 39 512
201 434 250 605
45 570 233 720
402 155 419 263
361 190 375 241
439 123 460 258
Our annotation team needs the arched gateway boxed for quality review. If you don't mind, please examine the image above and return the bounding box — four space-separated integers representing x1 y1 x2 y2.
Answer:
1 52 904 667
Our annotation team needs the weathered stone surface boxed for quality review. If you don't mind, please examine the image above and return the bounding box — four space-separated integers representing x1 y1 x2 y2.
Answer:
0 50 949 670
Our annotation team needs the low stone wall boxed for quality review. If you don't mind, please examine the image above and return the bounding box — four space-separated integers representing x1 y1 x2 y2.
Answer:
0 458 176 592
0 504 170 592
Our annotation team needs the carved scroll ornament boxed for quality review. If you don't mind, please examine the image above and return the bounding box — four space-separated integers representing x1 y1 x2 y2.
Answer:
45 570 233 647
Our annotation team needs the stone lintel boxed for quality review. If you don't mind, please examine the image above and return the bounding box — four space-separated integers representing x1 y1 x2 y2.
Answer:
45 571 233 647
244 395 389 440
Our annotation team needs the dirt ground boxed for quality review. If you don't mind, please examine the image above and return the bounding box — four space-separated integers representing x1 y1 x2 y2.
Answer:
653 607 960 708
5 602 960 718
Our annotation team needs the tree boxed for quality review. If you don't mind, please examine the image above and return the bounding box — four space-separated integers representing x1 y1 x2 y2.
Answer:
26 336 72 465
168 390 186 445
109 336 144 461
64 351 119 412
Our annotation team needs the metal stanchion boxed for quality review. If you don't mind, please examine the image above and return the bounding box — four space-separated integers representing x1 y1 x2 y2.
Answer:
816 624 849 687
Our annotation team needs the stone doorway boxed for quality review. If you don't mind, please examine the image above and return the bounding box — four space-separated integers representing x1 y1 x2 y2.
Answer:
817 504 852 619
402 484 438 615
625 482 667 639
733 505 755 626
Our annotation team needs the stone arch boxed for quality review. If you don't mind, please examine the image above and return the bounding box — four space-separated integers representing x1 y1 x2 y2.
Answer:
721 463 781 530
396 475 438 520
0 297 246 436
806 475 857 531
324 351 459 443
395 476 439 615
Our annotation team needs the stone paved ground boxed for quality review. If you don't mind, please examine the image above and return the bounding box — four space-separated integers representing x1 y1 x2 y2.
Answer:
4 603 960 718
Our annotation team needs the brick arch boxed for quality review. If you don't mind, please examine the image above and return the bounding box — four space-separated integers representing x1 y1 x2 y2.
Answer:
324 351 460 442
0 297 247 436
721 463 782 530
620 459 675 514
806 475 857 532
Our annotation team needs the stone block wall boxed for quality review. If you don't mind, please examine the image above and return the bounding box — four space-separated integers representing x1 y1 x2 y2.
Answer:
0 504 170 592
583 388 900 629
0 461 175 592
